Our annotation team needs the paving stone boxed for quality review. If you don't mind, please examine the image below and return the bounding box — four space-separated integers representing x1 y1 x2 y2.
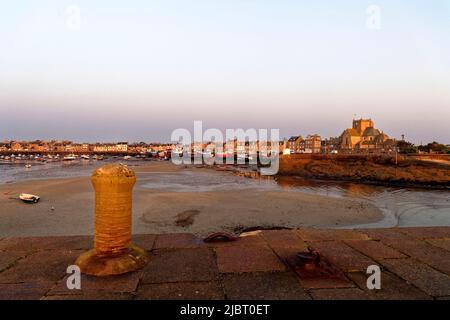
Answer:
132 234 157 251
260 230 306 249
307 241 376 272
310 288 371 300
0 249 81 283
136 282 224 300
426 239 450 252
0 282 54 300
43 293 133 300
344 240 406 260
222 272 310 300
346 271 432 300
0 229 449 300
205 232 267 248
270 245 309 265
0 236 92 253
0 251 26 273
286 257 354 289
298 276 355 290
215 245 286 273
154 233 203 249
259 230 308 264
397 227 450 239
359 228 413 241
380 239 450 275
380 258 450 297
48 271 142 296
297 229 369 241
141 248 218 283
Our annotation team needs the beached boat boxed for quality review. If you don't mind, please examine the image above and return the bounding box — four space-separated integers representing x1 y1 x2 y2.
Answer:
63 154 76 161
19 193 40 203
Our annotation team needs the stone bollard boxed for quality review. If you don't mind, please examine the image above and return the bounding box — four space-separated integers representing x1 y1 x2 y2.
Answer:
75 163 149 276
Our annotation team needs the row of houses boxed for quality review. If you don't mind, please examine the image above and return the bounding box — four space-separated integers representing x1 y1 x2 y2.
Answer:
287 134 322 154
0 141 176 154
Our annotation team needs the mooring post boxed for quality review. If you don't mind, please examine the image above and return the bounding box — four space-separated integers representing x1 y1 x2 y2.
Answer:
75 163 149 276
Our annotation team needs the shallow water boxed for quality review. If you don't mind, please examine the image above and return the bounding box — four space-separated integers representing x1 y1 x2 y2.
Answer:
140 172 450 228
275 177 450 228
1 161 449 228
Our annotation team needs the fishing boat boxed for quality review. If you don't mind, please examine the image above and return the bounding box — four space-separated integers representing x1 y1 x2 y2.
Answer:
19 193 40 203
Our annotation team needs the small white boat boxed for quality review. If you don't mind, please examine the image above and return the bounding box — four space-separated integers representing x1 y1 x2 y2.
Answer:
123 156 132 160
63 154 76 161
25 164 32 168
19 193 40 203
81 155 90 160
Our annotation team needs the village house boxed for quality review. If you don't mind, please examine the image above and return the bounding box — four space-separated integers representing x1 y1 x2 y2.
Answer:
287 136 303 153
10 141 24 152
304 134 322 154
116 142 128 153
321 137 340 154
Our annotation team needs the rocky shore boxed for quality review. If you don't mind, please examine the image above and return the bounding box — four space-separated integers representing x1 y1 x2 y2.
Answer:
278 154 450 189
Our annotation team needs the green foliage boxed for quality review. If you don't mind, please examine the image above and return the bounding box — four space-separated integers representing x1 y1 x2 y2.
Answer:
397 140 418 154
417 141 448 154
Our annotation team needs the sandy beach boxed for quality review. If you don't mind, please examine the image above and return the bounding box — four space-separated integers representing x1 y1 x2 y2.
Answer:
0 161 383 237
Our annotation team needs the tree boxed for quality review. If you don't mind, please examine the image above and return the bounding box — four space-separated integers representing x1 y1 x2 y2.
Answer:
418 141 447 154
397 140 418 154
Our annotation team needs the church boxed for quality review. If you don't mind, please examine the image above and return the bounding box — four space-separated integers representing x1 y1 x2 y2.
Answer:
340 118 395 152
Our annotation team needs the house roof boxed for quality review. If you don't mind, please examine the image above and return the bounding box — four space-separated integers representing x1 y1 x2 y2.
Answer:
288 136 301 142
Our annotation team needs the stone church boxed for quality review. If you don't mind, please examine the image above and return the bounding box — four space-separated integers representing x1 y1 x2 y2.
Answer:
340 119 395 151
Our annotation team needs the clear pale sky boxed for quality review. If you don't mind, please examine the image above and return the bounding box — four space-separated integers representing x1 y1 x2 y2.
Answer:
1 0 449 144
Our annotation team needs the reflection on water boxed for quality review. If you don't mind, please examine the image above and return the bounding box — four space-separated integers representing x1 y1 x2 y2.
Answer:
276 176 450 228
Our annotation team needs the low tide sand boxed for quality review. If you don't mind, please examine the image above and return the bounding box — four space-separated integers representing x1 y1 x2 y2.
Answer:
0 162 383 237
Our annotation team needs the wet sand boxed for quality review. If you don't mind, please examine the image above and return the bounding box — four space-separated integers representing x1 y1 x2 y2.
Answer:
0 162 382 237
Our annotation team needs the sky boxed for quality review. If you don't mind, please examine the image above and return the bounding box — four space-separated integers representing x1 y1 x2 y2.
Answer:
0 0 449 144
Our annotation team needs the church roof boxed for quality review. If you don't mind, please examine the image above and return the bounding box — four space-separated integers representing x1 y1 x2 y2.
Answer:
362 127 381 137
343 128 360 136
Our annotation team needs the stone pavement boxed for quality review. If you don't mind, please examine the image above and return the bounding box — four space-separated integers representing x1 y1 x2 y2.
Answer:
0 227 449 300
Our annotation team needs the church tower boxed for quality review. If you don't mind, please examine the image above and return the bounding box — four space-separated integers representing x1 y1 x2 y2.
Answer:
352 119 374 134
